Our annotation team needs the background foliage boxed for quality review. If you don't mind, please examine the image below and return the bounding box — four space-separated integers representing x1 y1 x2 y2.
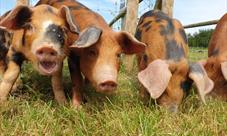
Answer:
188 29 214 48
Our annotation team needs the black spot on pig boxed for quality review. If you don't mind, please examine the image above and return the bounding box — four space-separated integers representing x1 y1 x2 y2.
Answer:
12 51 25 66
142 21 152 32
180 80 192 93
22 30 26 46
154 11 171 21
0 31 6 43
0 44 8 60
165 39 185 61
142 21 152 28
143 54 148 63
145 26 151 32
15 7 32 28
160 20 174 36
45 24 65 46
135 29 142 41
0 30 11 59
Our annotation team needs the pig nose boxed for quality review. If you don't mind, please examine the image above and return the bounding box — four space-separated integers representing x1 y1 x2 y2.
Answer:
98 81 117 92
36 47 57 58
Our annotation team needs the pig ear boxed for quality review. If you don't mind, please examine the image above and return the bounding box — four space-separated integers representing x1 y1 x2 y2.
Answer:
115 31 146 54
189 62 214 103
0 5 32 30
138 59 172 99
59 5 80 34
0 26 8 33
70 26 102 48
221 61 227 80
0 26 13 41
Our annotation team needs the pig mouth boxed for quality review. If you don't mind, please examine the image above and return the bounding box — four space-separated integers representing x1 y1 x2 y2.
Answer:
38 60 58 75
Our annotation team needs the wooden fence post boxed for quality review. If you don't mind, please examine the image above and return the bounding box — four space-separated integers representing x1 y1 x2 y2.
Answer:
154 0 174 17
120 0 126 29
154 0 162 10
16 0 29 6
161 0 174 17
122 0 139 73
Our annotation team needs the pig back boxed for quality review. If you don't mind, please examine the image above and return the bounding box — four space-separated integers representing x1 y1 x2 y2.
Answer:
135 10 188 63
208 13 227 57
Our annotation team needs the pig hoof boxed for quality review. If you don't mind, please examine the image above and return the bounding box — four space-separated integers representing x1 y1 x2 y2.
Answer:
72 100 82 108
167 105 178 113
55 97 67 105
11 80 23 93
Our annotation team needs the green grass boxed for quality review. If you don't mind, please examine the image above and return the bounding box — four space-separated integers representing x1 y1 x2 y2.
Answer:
0 47 227 135
188 47 207 62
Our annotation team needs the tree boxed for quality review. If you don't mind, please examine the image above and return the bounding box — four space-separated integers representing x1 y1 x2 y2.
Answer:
188 29 214 48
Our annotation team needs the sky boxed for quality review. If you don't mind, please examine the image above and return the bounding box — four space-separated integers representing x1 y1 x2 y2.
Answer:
0 0 226 34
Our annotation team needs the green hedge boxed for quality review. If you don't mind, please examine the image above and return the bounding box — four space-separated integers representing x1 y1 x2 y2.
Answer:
187 29 214 48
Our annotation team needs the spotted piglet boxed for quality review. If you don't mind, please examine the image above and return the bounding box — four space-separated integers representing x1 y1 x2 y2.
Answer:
0 4 79 103
36 0 146 107
136 10 214 111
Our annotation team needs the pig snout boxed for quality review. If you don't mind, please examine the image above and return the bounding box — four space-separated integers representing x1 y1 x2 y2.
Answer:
94 66 118 93
36 47 58 59
36 47 59 75
98 80 117 92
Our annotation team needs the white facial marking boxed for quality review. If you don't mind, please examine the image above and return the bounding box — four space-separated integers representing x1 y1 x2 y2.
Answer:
42 20 54 31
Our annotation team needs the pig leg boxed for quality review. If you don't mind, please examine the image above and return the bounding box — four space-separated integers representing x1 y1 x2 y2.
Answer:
11 78 22 92
68 56 84 107
0 60 21 93
51 62 67 104
0 60 20 102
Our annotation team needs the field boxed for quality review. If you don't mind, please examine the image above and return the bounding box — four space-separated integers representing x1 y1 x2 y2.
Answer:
0 47 227 136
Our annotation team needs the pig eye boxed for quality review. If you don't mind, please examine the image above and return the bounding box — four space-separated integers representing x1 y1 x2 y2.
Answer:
88 49 97 57
116 53 122 59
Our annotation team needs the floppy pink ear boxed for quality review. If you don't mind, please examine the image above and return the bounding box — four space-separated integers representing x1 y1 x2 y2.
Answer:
189 62 214 103
138 59 172 99
115 31 146 54
59 5 80 34
221 61 227 80
70 26 102 48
